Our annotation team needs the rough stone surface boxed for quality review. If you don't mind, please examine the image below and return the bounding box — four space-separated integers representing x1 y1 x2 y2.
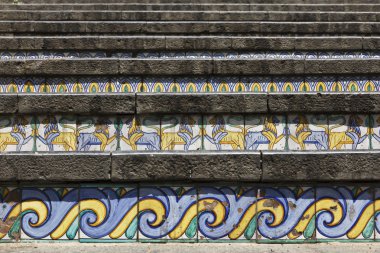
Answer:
268 93 380 113
18 94 135 114
190 152 261 181
11 153 111 182
0 95 18 114
304 59 380 74
111 152 190 181
136 93 268 114
262 151 380 182
0 155 18 181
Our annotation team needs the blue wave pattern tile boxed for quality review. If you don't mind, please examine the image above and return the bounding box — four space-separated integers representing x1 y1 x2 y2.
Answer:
0 185 377 242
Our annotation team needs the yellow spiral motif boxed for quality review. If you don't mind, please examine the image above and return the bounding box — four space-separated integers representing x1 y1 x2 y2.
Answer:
22 200 48 227
138 199 166 227
79 199 107 227
51 204 79 240
168 204 197 239
109 203 138 239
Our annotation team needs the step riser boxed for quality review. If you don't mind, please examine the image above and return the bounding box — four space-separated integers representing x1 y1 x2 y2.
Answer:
3 4 380 11
1 22 380 35
1 11 380 22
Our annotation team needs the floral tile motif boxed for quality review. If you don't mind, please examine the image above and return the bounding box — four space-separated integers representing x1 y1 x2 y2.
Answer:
304 76 337 92
79 186 138 241
371 114 380 150
161 115 202 151
241 77 271 93
76 77 109 93
76 116 119 152
35 115 77 151
328 115 370 150
198 186 257 241
0 115 35 152
0 187 21 241
245 115 287 151
177 77 207 93
337 76 375 92
287 114 329 151
316 186 374 241
257 187 316 242
21 187 79 240
210 77 241 93
271 76 304 92
119 116 160 151
115 76 141 93
143 77 175 93
203 115 244 150
13 77 45 93
139 186 197 241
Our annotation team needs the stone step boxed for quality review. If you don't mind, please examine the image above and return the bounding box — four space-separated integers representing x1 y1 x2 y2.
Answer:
1 151 377 182
5 0 380 3
1 93 379 115
2 4 380 11
1 36 377 51
1 11 380 22
1 21 380 35
0 58 378 75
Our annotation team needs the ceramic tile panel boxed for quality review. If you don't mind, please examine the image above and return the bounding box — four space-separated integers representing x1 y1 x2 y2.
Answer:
144 77 174 93
337 76 373 92
35 115 77 152
76 77 109 93
287 114 329 151
328 115 370 150
0 115 35 152
203 115 244 151
119 116 160 151
272 76 304 93
0 187 21 241
77 116 119 152
245 115 287 151
241 77 271 93
257 187 316 242
177 77 207 93
79 185 138 242
139 186 197 241
374 188 380 241
115 76 141 93
304 76 337 92
161 115 202 151
210 77 240 93
316 186 374 241
21 187 79 240
371 114 380 150
198 186 257 241
14 77 45 93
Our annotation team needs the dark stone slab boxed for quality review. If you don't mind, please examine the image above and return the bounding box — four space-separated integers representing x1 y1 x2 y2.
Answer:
268 93 380 113
304 59 380 74
261 151 380 182
136 93 268 114
18 94 135 114
0 94 18 114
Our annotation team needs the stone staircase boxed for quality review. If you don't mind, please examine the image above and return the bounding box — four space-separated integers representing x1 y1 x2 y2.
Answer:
0 0 379 243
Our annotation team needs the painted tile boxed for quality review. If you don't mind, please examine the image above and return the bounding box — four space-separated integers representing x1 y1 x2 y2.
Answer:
304 76 337 92
119 116 160 151
272 76 303 92
337 76 373 92
0 187 21 241
245 115 287 151
371 114 380 150
316 186 374 241
76 77 109 93
15 77 45 93
198 186 257 241
203 115 244 150
328 115 370 150
144 77 174 93
257 187 315 242
77 116 119 152
0 115 35 152
115 76 141 93
177 77 207 93
79 186 138 241
287 114 329 151
161 115 202 151
139 186 197 241
241 77 270 93
35 115 77 152
21 187 79 240
210 77 240 93
374 188 380 240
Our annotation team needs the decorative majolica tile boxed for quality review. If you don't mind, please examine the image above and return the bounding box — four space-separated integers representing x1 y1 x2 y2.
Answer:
21 187 79 240
15 77 45 93
304 76 337 92
119 116 160 151
0 115 35 152
35 115 77 151
328 115 370 150
316 186 374 241
161 115 202 151
115 76 141 93
271 76 304 93
257 187 315 241
0 187 21 241
79 186 138 241
371 114 380 150
144 77 174 93
210 77 240 93
374 188 380 240
245 115 287 151
139 186 197 241
76 77 109 93
241 76 270 93
177 77 207 93
198 186 257 241
337 77 373 92
203 115 244 150
288 114 329 151
77 116 119 152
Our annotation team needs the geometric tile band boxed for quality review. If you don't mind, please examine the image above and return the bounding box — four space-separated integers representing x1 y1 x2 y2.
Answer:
1 76 379 93
0 114 378 152
0 186 378 242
